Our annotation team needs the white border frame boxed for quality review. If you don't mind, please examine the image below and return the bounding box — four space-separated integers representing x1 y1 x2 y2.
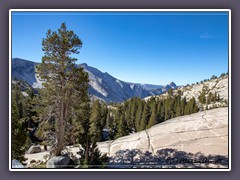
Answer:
9 9 231 172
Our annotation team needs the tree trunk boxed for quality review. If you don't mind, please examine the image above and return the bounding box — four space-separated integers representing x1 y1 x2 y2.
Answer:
54 99 65 156
53 58 67 156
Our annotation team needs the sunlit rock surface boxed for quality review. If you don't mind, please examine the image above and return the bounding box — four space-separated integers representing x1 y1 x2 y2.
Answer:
97 107 229 168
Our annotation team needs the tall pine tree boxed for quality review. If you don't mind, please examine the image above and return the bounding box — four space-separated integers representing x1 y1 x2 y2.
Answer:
36 23 89 156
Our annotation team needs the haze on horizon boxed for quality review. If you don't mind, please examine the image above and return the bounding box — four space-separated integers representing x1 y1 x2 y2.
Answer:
11 11 229 85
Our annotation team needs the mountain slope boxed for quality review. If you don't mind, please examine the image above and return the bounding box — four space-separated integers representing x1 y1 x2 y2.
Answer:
12 58 38 87
80 63 151 102
13 58 174 103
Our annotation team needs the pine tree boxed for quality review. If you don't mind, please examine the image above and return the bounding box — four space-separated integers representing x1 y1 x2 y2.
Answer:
81 142 108 168
157 100 165 123
180 97 187 115
112 106 120 136
99 104 108 133
36 23 89 156
220 73 226 78
12 100 28 162
124 101 131 131
185 97 198 114
77 100 91 165
174 95 181 117
164 96 173 120
198 90 206 104
177 89 183 96
211 75 217 80
115 106 128 139
106 110 114 140
168 88 173 96
160 100 165 121
89 100 102 143
147 100 158 128
129 98 137 132
135 100 143 132
139 103 149 131
207 92 213 104
12 83 24 119
192 97 199 113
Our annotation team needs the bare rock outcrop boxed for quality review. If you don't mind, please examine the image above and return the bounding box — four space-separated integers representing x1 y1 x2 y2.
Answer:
46 155 72 168
97 107 228 168
27 145 42 154
145 76 228 108
180 76 228 102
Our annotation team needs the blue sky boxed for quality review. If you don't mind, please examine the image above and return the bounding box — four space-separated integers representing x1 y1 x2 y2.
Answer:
11 11 229 85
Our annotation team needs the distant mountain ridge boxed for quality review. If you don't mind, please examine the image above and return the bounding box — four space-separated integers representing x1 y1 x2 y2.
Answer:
11 58 178 103
127 83 164 91
148 81 177 95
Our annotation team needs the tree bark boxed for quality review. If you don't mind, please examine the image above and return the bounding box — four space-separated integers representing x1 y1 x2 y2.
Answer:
53 55 67 156
54 98 65 156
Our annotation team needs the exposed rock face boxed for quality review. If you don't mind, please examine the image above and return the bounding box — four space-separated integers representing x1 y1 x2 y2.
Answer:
180 76 228 102
12 159 25 168
81 63 151 103
97 107 228 168
46 155 71 168
12 58 38 87
25 151 49 167
27 145 42 154
145 76 228 111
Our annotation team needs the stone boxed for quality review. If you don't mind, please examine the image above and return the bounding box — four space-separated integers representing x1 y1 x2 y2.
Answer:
46 155 71 168
97 107 228 168
27 145 42 154
24 151 49 167
30 159 36 163
12 159 25 168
